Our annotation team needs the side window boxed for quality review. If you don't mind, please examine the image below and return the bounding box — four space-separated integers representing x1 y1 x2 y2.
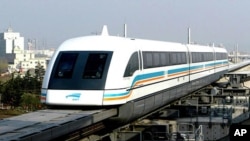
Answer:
192 52 197 63
160 52 168 66
170 52 187 65
192 52 202 63
143 52 154 69
124 52 139 77
206 53 213 61
153 52 160 67
216 52 227 60
54 53 78 78
216 52 220 60
83 53 107 79
146 53 153 68
191 52 195 63
181 52 187 64
170 53 177 65
203 53 207 61
192 52 215 63
143 51 186 67
200 53 203 62
177 53 182 64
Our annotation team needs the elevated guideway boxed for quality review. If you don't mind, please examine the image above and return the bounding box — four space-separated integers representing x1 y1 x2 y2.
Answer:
0 109 117 141
103 63 250 141
228 60 250 72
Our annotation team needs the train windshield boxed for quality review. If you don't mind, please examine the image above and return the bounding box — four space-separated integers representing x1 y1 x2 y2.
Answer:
48 51 113 90
83 53 107 79
54 53 78 79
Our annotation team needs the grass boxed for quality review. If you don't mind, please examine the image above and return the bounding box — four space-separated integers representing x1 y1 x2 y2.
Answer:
0 109 26 119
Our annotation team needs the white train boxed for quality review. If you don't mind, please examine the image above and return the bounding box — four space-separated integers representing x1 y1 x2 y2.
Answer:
41 26 228 122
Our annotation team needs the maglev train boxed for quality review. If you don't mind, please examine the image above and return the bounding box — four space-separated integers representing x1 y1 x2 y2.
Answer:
41 26 228 122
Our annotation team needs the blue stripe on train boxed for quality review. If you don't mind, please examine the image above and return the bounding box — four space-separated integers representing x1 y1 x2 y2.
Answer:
104 60 228 98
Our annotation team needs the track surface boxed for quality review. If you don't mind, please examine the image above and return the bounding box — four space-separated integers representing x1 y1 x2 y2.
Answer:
0 109 117 141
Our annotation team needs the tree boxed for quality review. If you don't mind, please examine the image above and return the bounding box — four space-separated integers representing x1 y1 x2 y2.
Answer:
1 74 23 108
0 66 45 110
35 62 45 82
23 70 37 92
34 63 45 93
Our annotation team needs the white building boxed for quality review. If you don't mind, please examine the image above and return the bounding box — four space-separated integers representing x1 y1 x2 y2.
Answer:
0 27 53 73
10 48 50 72
0 27 24 56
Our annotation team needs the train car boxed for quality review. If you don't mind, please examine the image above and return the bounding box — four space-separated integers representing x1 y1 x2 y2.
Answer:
41 26 228 122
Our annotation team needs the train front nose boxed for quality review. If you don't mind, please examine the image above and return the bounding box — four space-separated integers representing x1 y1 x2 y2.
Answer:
43 51 112 106
45 89 104 105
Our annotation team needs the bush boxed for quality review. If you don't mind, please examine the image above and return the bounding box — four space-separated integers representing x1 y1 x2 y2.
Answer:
21 93 41 111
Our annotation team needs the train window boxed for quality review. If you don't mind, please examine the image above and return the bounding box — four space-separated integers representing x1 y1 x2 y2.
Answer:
124 52 139 77
82 53 107 79
216 53 219 60
192 52 197 63
199 53 203 62
181 53 187 64
143 51 187 68
192 52 202 63
207 53 214 61
170 53 177 65
144 52 153 68
153 52 160 67
54 53 78 78
216 52 228 60
216 53 220 60
192 52 215 63
171 52 187 65
177 53 182 64
160 52 168 66
203 53 208 61
191 52 195 63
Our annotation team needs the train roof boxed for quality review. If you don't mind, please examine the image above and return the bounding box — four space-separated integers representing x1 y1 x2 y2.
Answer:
57 34 188 52
56 31 227 53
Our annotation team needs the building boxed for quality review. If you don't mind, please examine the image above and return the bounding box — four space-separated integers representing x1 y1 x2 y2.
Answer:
10 48 51 72
0 27 24 56
0 27 54 74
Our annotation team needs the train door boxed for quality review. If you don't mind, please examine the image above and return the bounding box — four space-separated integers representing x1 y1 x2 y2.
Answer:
123 51 143 101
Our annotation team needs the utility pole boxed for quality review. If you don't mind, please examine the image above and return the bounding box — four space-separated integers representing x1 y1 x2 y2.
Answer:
188 27 191 44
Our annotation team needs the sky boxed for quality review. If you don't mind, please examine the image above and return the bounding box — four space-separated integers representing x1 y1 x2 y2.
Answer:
0 0 250 52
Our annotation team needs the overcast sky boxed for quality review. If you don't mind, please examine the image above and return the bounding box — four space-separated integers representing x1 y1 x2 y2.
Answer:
1 0 249 52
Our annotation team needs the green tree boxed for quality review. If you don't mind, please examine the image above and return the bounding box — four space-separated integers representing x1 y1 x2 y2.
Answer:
1 74 23 108
23 70 36 93
22 68 43 94
1 68 44 110
35 62 45 82
34 63 45 93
